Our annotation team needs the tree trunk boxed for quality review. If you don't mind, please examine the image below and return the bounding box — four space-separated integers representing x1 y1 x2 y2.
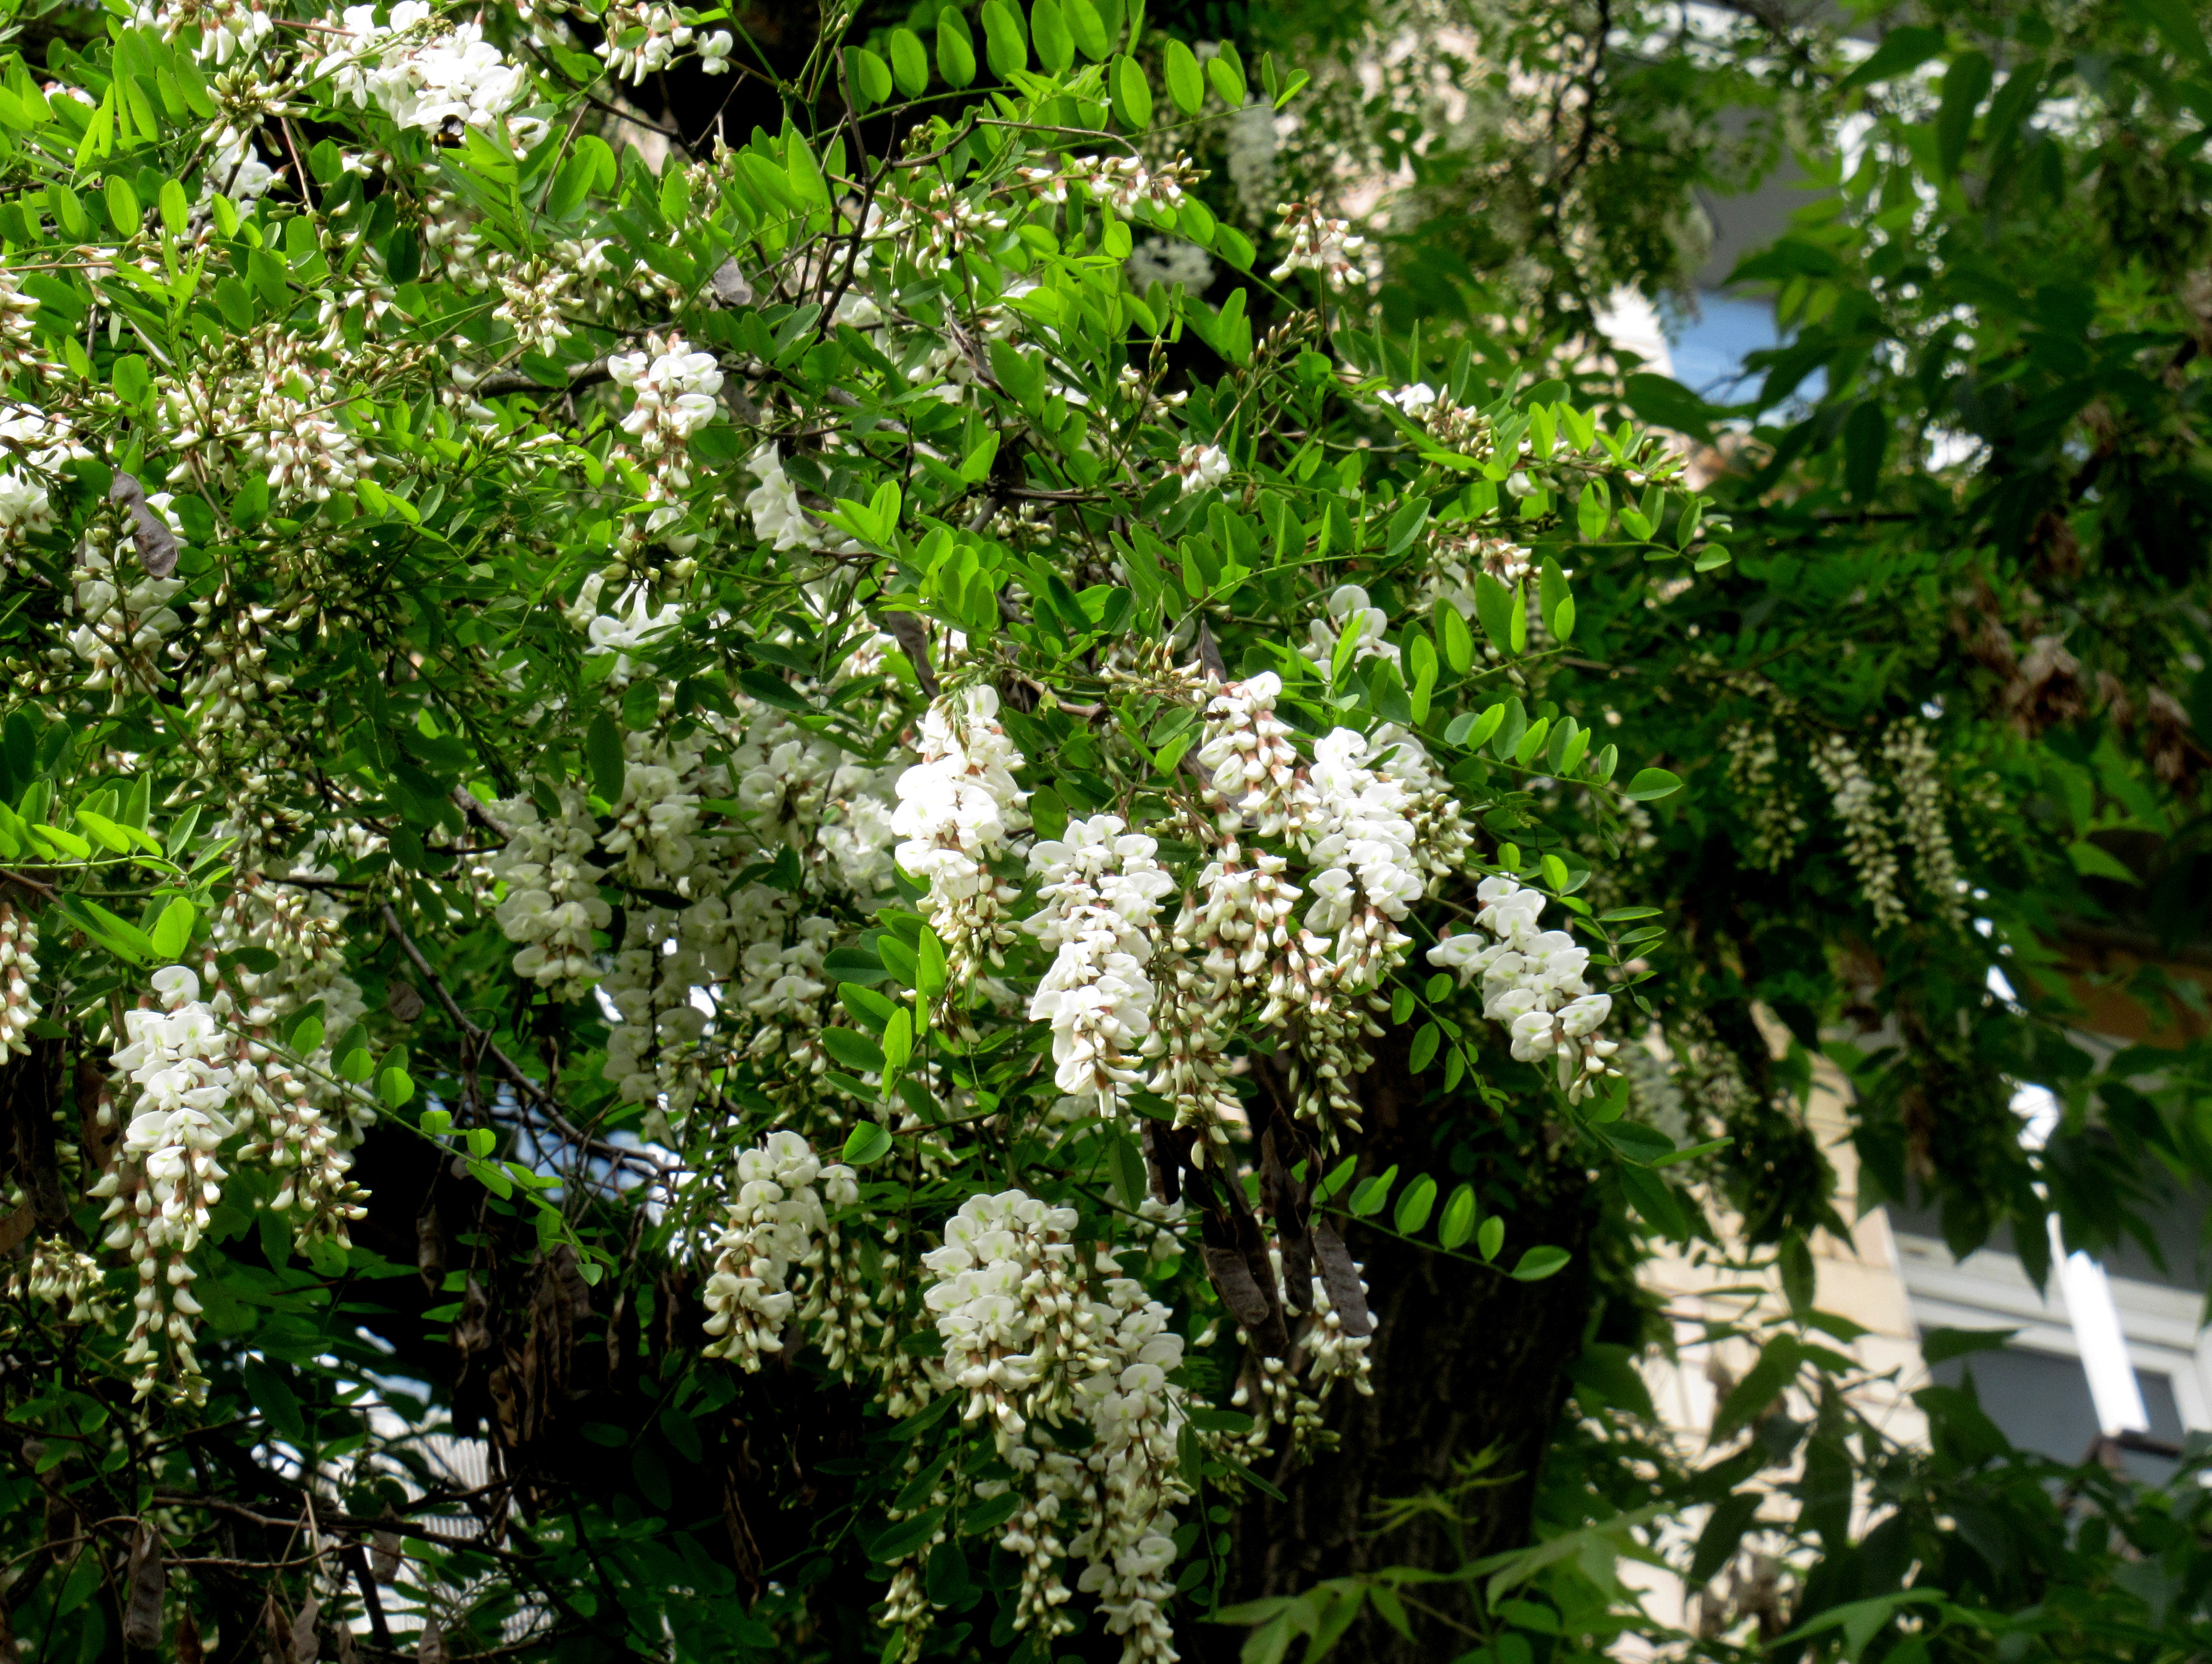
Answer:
1204 1036 1599 1664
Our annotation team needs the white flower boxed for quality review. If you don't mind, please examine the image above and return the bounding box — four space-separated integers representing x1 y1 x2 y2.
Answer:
1174 442 1230 496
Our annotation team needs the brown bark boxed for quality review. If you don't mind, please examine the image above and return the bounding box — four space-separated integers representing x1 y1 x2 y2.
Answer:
1204 1034 1599 1664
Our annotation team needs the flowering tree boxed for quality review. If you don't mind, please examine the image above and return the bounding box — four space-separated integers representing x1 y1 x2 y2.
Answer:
0 0 1727 1654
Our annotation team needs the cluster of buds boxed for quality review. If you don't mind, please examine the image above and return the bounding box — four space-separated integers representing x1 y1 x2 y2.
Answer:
1016 153 1201 218
1376 380 1494 457
0 901 39 1055
8 1238 109 1326
1269 200 1368 288
491 260 576 355
875 182 1011 262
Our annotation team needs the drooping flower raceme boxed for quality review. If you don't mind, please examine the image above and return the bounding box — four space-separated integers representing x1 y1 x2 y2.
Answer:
891 685 1030 992
92 965 239 1401
1428 877 1621 1100
1025 816 1175 1117
701 1130 861 1370
0 901 38 1056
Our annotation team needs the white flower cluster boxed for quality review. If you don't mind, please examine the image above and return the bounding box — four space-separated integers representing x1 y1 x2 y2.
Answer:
1428 878 1619 1100
1228 1244 1372 1456
1301 583 1398 672
323 2 540 140
1811 732 1904 931
91 966 238 1401
1195 671 1311 837
701 1131 862 1371
135 0 275 64
1025 816 1175 1116
0 901 39 1056
744 441 824 552
912 1194 1196 1664
67 496 188 699
1304 726 1428 983
0 404 87 561
1176 669 1470 1128
1066 1262 1192 1663
891 686 1030 991
485 785 612 998
568 576 682 685
609 333 724 503
1173 442 1231 496
0 275 51 387
595 0 732 81
1270 200 1369 287
1881 718 1967 928
1723 720 1807 872
923 1190 1093 1435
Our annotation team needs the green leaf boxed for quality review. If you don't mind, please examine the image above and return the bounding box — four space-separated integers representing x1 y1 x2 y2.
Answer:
1621 373 1714 443
1111 53 1153 127
1710 1336 1800 1442
1920 1326 2019 1365
148 897 196 960
1064 0 1109 59
1348 1164 1398 1217
1031 0 1075 72
1838 23 1947 90
822 1027 888 1074
1537 555 1570 641
1689 1492 1764 1587
586 711 626 804
1477 1216 1504 1261
1315 1155 1356 1201
882 1008 914 1074
1473 572 1516 655
1110 1129 1147 1210
848 45 894 105
840 982 898 1033
1576 478 1610 541
915 927 948 998
1163 37 1205 115
1206 45 1247 106
1936 50 1993 177
2066 839 2139 883
1393 1173 1437 1235
1623 767 1683 802
1406 1021 1440 1074
982 0 1028 76
784 131 830 210
842 1121 894 1166
935 8 977 88
887 27 931 94
103 175 142 235
72 808 131 853
1438 1183 1477 1250
1509 1245 1570 1282
868 1507 947 1561
378 1066 415 1108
